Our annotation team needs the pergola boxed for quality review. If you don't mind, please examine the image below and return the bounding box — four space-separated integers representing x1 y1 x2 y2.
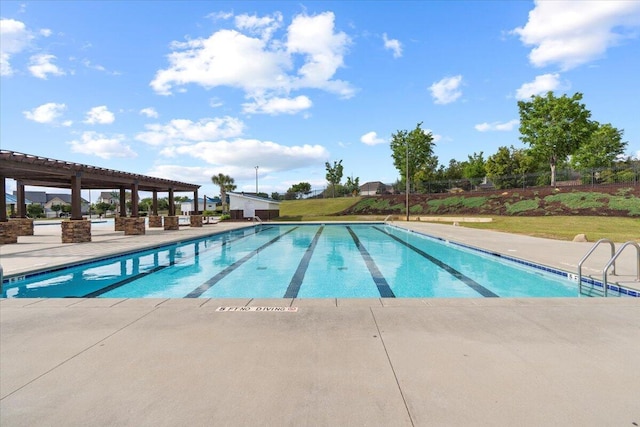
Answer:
1 150 202 242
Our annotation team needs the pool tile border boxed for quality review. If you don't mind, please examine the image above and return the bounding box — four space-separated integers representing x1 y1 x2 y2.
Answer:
397 227 638 298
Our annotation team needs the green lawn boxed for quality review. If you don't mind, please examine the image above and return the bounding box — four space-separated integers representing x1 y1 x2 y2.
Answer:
277 198 639 242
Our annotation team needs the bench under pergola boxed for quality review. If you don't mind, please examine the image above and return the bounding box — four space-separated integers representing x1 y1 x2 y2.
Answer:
0 150 202 243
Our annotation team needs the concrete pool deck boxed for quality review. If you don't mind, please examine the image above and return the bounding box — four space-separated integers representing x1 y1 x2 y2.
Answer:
1 220 639 425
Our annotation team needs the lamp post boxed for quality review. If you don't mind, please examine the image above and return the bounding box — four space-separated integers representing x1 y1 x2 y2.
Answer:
255 166 259 194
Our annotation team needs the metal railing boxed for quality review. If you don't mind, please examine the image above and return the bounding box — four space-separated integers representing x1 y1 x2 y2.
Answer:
602 241 640 297
577 239 616 296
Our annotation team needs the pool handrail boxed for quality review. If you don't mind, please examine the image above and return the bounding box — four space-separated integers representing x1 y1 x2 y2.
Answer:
577 238 616 296
602 241 640 297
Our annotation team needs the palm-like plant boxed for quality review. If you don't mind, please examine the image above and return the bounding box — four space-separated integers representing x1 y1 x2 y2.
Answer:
211 173 236 213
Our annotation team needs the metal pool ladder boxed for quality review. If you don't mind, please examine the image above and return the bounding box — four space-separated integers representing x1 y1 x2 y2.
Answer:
578 239 640 296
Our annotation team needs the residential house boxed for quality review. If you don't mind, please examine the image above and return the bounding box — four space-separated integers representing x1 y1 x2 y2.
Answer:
14 191 90 217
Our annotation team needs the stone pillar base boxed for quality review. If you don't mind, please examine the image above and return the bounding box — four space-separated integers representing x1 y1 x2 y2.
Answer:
123 217 146 235
190 215 203 228
164 216 179 230
148 215 163 228
115 216 126 231
0 221 18 244
9 218 34 236
61 219 91 243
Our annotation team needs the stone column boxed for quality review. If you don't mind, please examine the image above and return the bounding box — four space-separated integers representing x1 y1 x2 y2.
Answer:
190 215 203 228
9 218 34 236
0 222 18 244
123 217 146 235
148 215 163 228
115 216 126 231
164 216 179 230
61 219 91 243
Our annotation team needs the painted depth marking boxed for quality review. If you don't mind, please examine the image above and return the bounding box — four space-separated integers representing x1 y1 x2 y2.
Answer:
216 306 298 312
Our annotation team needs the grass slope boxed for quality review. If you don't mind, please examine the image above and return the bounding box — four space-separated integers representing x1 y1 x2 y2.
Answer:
277 188 640 242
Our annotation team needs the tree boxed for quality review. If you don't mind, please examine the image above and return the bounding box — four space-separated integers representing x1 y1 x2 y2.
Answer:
570 122 626 170
325 160 344 198
94 202 114 216
462 151 486 188
518 91 593 186
211 173 237 213
270 192 282 201
27 204 44 218
286 182 311 199
390 122 437 192
50 203 62 217
344 176 360 196
485 146 533 189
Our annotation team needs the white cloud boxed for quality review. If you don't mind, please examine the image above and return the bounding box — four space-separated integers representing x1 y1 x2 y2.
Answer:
360 131 385 146
140 107 159 118
513 1 640 70
242 95 312 115
475 119 519 132
68 131 137 159
515 73 566 99
28 53 65 79
145 164 216 184
150 11 353 101
84 106 115 124
424 129 442 143
235 12 282 40
23 102 66 124
429 75 463 104
136 116 245 146
39 28 52 37
382 33 402 58
166 139 329 172
1 18 33 76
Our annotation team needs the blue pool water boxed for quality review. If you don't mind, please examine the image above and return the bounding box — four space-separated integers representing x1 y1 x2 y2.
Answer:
2 223 598 298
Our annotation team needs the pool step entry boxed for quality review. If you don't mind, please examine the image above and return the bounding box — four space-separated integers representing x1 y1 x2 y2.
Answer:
578 239 640 297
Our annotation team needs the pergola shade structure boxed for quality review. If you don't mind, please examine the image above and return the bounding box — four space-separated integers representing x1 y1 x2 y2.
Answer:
1 150 201 234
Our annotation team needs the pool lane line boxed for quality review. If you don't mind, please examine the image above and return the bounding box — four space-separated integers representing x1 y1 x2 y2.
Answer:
373 226 499 298
70 227 277 297
283 226 325 298
185 226 300 298
346 226 396 298
81 265 170 298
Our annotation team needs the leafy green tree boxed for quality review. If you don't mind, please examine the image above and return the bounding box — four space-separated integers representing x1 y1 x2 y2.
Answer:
462 151 486 187
270 192 282 201
50 204 62 217
27 204 44 218
211 173 236 213
94 202 113 216
485 146 534 189
286 182 311 199
345 176 360 196
518 91 593 186
390 122 437 192
570 122 626 170
325 160 344 198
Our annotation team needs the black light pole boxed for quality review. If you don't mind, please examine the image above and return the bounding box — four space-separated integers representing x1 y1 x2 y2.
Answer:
405 139 409 221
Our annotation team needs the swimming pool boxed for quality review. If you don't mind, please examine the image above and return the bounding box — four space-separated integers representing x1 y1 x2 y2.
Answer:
0 223 619 298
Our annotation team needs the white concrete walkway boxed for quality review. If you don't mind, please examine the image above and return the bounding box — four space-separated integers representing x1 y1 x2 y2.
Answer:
1 220 639 426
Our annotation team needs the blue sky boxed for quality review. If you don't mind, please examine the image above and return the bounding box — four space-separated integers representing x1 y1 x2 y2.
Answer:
2 1 639 200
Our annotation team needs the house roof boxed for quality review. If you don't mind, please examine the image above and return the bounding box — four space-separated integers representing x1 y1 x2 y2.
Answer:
5 193 32 204
15 191 89 204
228 192 281 204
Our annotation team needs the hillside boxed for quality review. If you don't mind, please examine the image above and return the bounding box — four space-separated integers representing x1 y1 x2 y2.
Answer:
340 186 640 217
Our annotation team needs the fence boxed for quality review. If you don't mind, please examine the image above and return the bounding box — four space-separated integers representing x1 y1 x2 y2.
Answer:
415 165 639 195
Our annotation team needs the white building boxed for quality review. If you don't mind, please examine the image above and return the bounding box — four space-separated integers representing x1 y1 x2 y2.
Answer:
228 192 281 220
